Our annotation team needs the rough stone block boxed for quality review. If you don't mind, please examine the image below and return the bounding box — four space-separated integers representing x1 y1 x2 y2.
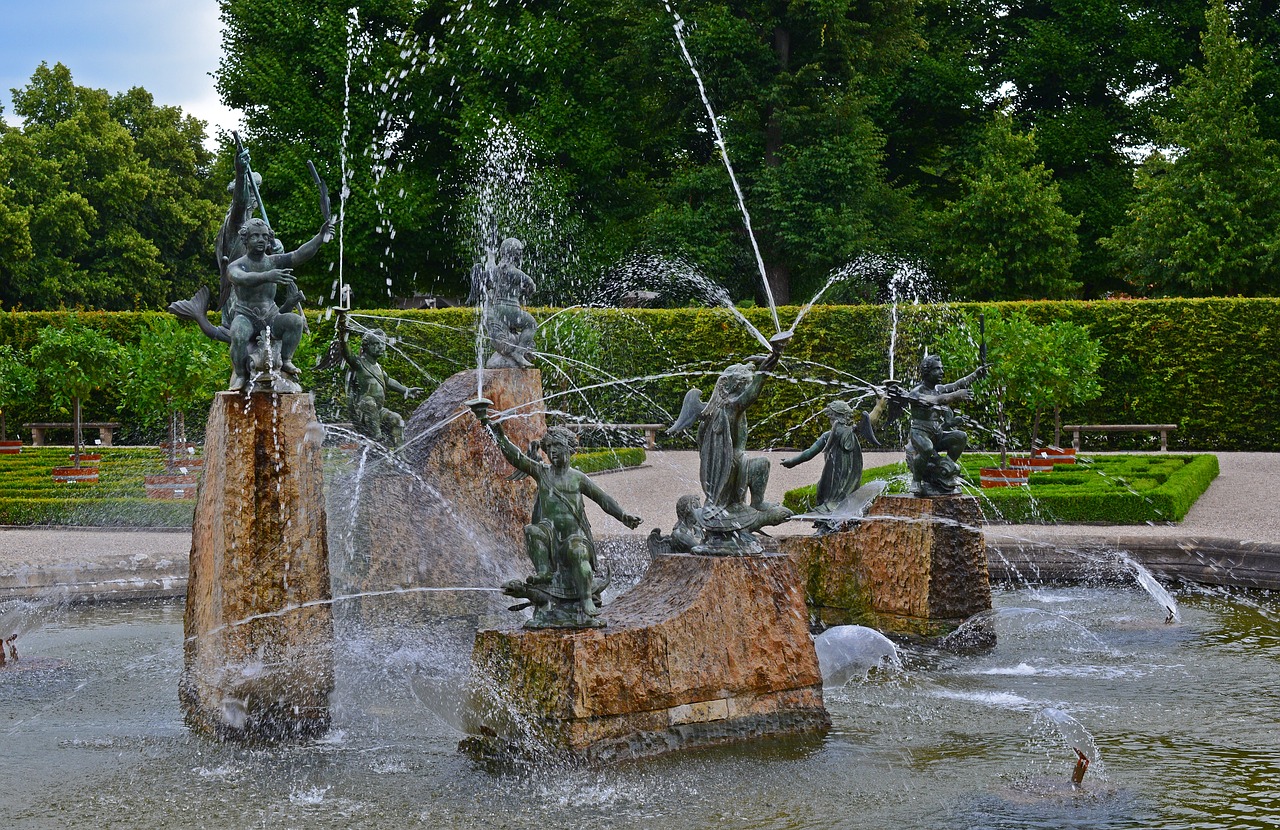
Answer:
468 553 828 761
180 392 334 743
783 493 991 636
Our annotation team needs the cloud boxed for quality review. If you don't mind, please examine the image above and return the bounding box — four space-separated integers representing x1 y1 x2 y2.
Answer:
0 0 240 137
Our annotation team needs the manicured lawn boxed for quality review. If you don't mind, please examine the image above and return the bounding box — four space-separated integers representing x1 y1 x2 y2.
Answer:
0 446 196 527
784 453 1220 525
0 444 646 527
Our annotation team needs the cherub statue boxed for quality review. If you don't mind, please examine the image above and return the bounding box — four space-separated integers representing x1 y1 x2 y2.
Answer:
222 217 331 392
469 399 641 629
646 494 705 556
471 237 537 369
883 353 987 497
169 149 332 394
328 314 421 446
782 396 887 514
666 331 793 554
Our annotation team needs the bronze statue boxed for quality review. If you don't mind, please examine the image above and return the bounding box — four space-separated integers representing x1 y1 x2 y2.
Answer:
885 354 987 497
647 493 705 556
169 146 332 394
782 396 886 513
469 399 641 629
666 332 793 554
216 142 287 315
223 217 332 393
331 315 421 446
473 238 537 369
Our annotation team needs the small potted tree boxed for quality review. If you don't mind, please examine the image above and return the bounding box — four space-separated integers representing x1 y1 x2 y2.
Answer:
30 319 122 483
119 319 227 498
0 345 34 454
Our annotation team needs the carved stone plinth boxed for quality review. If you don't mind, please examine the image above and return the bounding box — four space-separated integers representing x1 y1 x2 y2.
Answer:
782 494 991 637
466 554 829 762
331 369 546 626
180 392 334 743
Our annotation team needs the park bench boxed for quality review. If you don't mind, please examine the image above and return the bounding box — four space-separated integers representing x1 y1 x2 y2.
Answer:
24 421 122 447
563 422 666 449
1063 423 1178 452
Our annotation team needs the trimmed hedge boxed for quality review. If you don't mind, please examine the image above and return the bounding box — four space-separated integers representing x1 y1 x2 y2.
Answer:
3 298 1277 451
571 447 647 474
782 453 1219 525
0 442 646 528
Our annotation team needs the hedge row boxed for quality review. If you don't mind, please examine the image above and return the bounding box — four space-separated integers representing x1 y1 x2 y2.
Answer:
0 447 197 526
570 447 648 474
2 298 1276 450
782 453 1219 525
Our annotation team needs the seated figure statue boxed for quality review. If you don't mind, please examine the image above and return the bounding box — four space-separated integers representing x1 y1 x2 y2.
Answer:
885 354 987 497
646 494 705 556
336 318 421 446
666 331 793 554
470 401 641 629
224 217 332 393
476 237 537 369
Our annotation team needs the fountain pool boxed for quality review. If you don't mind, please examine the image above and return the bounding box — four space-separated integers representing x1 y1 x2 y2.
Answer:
4 581 1276 829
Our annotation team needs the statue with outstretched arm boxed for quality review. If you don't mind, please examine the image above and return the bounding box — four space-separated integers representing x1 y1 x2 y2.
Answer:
665 331 792 554
333 313 422 446
782 396 887 514
224 216 332 391
884 354 987 497
471 400 641 628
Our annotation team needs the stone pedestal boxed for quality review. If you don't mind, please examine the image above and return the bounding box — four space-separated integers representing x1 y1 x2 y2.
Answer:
329 369 546 629
180 392 334 743
467 554 829 762
783 494 991 637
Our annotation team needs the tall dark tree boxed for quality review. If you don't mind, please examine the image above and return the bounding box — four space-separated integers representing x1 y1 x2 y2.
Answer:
1104 0 1280 296
980 0 1214 297
215 0 922 307
926 112 1080 300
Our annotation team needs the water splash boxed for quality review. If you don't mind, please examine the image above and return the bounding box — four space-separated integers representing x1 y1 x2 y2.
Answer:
665 5 780 334
1117 552 1181 622
813 625 903 687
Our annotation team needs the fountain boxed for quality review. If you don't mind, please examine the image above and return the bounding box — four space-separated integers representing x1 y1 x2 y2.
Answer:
5 11 1280 830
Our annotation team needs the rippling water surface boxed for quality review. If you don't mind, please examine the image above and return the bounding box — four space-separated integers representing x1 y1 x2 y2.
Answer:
3 585 1277 829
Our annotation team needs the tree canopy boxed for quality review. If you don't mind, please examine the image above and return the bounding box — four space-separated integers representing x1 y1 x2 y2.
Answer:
926 112 1081 300
4 1 1276 311
0 63 222 311
1103 0 1280 296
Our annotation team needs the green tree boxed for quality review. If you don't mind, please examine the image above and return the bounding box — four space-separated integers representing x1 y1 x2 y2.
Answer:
933 309 1100 463
216 0 921 307
1103 0 1280 296
1039 319 1104 446
0 344 35 441
926 113 1081 300
118 319 229 464
981 0 1209 297
29 318 123 466
0 63 220 311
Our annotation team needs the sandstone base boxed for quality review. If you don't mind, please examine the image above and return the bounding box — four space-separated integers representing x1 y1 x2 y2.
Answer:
180 392 334 743
467 554 829 762
783 494 991 637
327 369 547 628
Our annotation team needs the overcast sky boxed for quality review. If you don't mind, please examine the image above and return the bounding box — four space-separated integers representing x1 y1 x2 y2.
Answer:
0 0 241 139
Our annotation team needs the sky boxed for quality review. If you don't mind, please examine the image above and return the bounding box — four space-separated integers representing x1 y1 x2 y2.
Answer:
0 0 242 141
